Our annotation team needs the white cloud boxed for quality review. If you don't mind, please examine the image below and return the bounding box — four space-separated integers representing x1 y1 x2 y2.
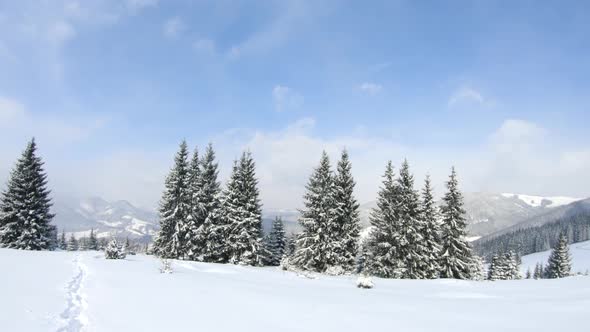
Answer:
2 115 587 212
358 82 383 95
448 86 485 107
476 119 590 197
0 96 107 145
163 17 186 39
0 96 26 124
272 85 304 112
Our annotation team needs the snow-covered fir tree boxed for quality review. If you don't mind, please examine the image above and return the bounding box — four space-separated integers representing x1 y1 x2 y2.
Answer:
0 139 56 250
470 255 486 281
439 167 474 279
545 233 572 278
79 237 89 251
58 230 67 250
192 144 225 263
487 251 520 280
533 262 544 279
154 140 191 259
67 234 78 251
391 160 430 279
525 268 532 279
183 147 202 260
88 229 98 250
266 217 287 266
365 161 403 278
105 239 126 259
487 254 503 280
420 175 442 279
505 250 521 280
332 150 361 273
223 152 264 266
284 233 296 257
292 151 337 272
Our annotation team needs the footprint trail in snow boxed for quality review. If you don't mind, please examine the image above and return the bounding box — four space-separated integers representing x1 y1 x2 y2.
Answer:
57 255 88 332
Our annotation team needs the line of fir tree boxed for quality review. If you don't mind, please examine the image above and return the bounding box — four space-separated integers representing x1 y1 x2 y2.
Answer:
154 142 266 266
366 163 478 279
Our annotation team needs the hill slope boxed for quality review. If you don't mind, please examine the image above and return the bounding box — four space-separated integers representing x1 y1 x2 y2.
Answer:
360 192 582 237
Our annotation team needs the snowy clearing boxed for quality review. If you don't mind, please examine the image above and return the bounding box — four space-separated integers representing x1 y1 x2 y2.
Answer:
1 249 589 332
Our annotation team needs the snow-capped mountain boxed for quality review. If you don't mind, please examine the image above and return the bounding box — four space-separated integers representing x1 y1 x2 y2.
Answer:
52 192 584 240
51 196 158 240
359 192 584 237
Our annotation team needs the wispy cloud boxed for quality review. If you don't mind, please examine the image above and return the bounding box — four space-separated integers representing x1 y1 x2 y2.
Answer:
163 17 186 39
226 1 313 60
272 85 304 112
193 38 215 54
448 86 485 107
358 82 383 95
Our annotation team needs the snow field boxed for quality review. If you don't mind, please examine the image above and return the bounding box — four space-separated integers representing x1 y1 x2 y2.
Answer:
1 249 589 332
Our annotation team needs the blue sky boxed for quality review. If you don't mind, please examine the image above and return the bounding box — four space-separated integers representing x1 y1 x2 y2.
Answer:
0 0 589 209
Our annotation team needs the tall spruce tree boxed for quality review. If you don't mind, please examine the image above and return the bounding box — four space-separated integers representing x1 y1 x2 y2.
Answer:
184 147 202 260
292 151 337 272
267 216 287 266
439 167 474 279
365 161 403 278
393 160 429 279
224 151 264 265
0 139 56 250
192 144 225 263
546 233 572 278
332 150 360 272
154 140 191 259
420 175 442 278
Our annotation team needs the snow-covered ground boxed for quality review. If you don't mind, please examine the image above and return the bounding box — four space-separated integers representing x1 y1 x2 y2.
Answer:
521 240 590 275
1 249 589 332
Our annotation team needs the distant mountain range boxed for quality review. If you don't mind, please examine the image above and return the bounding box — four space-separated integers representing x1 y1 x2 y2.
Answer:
52 196 158 241
52 192 587 241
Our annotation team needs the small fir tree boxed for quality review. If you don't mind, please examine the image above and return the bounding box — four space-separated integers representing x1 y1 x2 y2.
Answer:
88 229 98 250
58 231 67 250
266 217 287 266
105 239 126 259
67 234 78 251
546 233 572 279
